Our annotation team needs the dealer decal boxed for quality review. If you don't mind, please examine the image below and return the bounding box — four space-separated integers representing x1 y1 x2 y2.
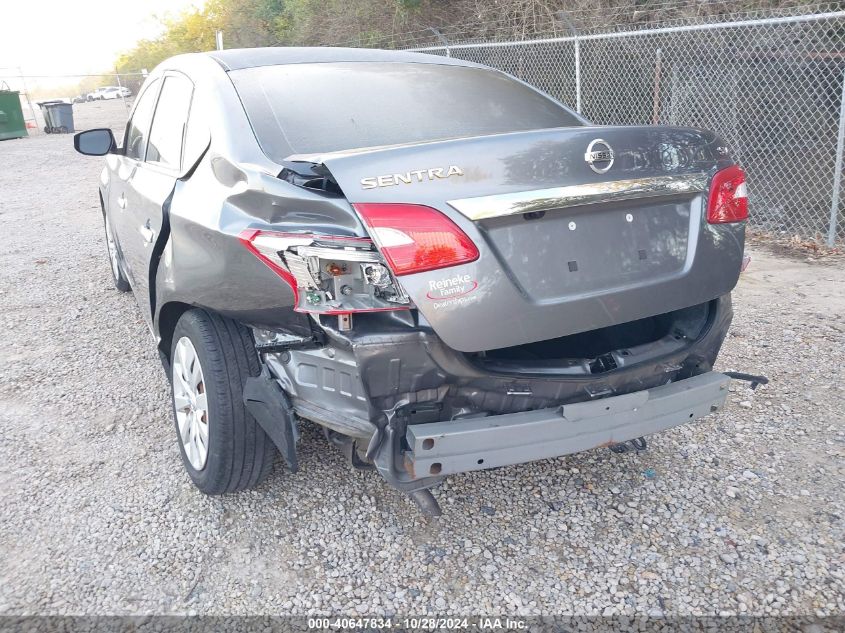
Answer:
427 273 478 309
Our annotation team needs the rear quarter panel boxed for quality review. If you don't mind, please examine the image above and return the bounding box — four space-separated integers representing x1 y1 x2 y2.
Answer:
154 155 367 337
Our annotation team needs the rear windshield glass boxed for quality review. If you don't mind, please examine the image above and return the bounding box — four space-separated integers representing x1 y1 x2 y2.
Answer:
230 62 582 159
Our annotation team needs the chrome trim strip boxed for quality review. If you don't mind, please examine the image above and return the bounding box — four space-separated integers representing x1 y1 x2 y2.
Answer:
447 174 709 221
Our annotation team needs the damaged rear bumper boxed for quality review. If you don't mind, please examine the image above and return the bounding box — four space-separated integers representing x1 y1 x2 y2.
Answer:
404 371 730 480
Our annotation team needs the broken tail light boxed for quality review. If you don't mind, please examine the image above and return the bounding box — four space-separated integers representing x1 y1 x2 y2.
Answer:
707 165 748 224
238 229 410 314
352 203 479 275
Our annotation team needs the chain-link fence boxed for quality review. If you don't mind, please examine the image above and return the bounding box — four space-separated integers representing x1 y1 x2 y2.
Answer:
407 9 845 246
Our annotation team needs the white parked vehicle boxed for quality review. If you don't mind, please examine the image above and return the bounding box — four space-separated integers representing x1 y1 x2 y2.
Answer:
86 86 132 101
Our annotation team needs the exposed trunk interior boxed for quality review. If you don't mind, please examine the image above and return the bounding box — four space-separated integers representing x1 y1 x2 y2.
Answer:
466 301 712 376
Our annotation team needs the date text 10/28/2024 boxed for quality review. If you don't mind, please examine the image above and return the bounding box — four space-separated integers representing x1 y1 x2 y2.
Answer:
307 617 528 630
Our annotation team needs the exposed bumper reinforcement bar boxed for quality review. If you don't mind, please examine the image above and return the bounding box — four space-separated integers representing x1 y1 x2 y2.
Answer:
405 371 730 479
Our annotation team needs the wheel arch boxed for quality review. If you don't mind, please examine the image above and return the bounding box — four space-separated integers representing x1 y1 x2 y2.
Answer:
156 301 194 365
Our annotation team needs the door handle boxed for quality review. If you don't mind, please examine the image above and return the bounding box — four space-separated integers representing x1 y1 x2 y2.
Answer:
117 193 127 209
140 220 155 245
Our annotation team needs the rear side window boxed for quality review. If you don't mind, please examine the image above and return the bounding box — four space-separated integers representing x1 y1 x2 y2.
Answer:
231 62 582 159
124 78 160 160
147 74 194 169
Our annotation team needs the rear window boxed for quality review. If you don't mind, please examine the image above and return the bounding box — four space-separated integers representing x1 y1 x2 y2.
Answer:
230 62 582 159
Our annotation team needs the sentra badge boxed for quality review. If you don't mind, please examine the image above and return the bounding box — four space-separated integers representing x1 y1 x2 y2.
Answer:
361 165 464 189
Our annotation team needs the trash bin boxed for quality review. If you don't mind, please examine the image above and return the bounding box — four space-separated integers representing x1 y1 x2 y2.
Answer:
0 89 28 140
37 100 75 134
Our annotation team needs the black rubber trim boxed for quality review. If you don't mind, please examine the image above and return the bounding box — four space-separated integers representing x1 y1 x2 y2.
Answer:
244 367 299 473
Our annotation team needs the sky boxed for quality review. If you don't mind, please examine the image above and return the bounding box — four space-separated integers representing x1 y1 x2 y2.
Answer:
0 0 204 90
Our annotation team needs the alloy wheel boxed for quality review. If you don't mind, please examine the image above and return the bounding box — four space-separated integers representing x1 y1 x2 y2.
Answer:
172 336 209 470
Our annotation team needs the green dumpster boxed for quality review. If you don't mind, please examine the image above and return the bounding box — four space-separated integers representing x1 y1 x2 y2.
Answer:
0 89 28 140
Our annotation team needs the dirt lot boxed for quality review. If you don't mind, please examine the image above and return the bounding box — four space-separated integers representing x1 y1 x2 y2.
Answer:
0 99 843 617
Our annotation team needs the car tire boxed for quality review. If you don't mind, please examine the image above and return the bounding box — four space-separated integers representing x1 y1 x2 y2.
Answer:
103 213 130 292
170 309 276 494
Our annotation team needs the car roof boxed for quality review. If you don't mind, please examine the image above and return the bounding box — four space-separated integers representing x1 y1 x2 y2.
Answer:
205 46 483 72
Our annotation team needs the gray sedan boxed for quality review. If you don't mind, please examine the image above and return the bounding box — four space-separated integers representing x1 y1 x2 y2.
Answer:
74 47 749 515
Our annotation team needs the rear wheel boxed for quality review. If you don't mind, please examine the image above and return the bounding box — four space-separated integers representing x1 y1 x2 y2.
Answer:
170 309 276 494
103 213 130 292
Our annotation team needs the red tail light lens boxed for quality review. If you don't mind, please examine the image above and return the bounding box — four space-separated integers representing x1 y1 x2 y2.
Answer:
353 203 479 276
707 165 748 224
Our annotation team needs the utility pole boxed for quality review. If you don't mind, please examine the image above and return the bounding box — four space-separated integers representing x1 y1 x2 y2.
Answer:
651 48 663 124
215 31 224 51
428 27 450 57
828 68 845 247
555 12 581 114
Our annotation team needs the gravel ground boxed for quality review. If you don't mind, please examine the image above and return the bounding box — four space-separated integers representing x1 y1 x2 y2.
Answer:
0 100 843 617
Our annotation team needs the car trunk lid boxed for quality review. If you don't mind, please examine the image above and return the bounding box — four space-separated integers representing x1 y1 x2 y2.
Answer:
308 125 744 352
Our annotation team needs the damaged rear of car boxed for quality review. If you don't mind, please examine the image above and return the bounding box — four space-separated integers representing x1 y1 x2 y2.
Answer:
75 48 748 515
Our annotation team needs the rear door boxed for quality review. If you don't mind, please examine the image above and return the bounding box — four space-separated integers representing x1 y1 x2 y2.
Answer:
108 77 160 291
121 72 194 327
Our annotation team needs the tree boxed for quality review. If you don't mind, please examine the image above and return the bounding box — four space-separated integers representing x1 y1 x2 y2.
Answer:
112 0 804 73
